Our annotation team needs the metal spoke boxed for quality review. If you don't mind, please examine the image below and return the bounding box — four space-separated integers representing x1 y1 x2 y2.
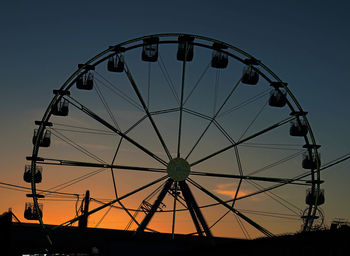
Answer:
185 77 241 160
34 157 167 174
195 170 316 210
190 116 294 167
189 170 309 185
66 95 168 166
213 69 220 115
177 44 187 158
52 175 169 230
187 178 274 237
122 56 172 161
147 63 151 109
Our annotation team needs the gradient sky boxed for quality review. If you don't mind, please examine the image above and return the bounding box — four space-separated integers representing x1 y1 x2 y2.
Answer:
1 0 350 238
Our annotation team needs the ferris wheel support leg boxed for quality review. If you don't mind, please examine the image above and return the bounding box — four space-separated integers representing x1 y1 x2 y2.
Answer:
179 182 203 236
136 179 173 233
179 181 213 238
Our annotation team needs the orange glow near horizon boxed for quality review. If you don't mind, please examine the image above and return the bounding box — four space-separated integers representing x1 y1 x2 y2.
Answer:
2 159 304 240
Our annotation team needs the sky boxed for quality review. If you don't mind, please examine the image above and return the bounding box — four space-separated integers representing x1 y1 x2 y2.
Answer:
0 0 350 239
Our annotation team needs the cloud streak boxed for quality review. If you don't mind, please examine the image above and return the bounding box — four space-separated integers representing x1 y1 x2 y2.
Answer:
213 182 262 201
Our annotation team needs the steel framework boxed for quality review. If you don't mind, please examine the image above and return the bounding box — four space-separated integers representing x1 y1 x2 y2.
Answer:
27 34 322 246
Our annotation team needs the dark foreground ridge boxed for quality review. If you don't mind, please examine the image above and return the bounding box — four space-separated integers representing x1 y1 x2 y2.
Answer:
1 211 349 255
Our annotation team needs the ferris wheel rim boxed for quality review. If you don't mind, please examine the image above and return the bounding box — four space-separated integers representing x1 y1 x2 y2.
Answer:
28 33 321 240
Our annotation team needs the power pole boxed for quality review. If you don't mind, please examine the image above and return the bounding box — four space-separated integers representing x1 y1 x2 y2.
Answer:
78 190 90 230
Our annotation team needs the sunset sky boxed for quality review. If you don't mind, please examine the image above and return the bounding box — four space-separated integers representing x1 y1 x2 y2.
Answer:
1 0 350 239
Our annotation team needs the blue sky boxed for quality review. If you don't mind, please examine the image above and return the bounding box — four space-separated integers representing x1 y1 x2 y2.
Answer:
0 0 349 236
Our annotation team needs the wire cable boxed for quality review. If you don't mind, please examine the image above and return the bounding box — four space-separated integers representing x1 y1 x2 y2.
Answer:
50 129 106 164
218 90 269 118
183 63 211 105
94 82 121 131
94 72 143 111
158 55 180 104
238 102 267 141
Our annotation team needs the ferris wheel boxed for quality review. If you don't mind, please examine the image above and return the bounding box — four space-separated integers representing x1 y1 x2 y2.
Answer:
25 33 323 240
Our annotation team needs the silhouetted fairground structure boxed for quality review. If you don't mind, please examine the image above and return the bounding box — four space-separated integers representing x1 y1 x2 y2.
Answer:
15 33 337 254
1 210 349 255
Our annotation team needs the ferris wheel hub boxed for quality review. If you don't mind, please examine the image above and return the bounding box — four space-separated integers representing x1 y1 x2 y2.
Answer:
167 157 191 181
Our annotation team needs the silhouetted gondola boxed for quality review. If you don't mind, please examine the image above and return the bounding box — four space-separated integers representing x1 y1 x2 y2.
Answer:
142 37 159 62
242 66 259 85
302 152 320 169
52 98 69 116
107 56 124 72
177 35 194 61
24 202 43 220
76 71 94 90
211 43 228 69
306 188 325 205
23 165 42 183
32 129 51 147
290 119 308 136
269 88 287 107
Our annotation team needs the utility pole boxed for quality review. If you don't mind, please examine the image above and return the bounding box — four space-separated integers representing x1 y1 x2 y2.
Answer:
78 190 90 230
